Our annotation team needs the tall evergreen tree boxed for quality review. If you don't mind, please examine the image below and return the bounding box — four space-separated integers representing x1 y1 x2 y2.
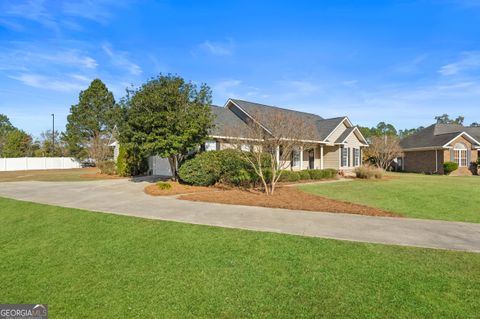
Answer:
121 74 213 179
0 114 15 156
64 79 121 162
3 129 33 157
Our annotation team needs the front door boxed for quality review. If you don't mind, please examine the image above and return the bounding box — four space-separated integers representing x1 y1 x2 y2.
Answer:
308 149 314 169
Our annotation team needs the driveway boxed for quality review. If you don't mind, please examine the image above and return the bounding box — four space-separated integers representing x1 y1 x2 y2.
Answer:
0 179 479 252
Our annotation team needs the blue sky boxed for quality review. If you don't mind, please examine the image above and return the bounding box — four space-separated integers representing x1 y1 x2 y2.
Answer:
1 0 480 137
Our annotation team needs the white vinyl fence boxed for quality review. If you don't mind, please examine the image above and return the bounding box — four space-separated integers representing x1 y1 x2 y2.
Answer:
0 157 81 172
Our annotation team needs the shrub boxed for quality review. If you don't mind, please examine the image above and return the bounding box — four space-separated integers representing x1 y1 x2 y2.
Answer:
374 169 384 179
178 151 222 186
156 181 172 190
225 168 253 187
355 166 383 179
116 145 128 176
97 160 116 175
217 149 252 186
298 170 311 181
443 161 459 175
179 149 273 187
278 170 300 182
308 169 338 180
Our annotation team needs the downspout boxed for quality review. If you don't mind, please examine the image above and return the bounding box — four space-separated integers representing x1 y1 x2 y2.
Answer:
435 149 438 173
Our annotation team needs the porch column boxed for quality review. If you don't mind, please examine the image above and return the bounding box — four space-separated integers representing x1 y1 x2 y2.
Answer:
320 145 324 169
299 145 303 170
276 145 280 168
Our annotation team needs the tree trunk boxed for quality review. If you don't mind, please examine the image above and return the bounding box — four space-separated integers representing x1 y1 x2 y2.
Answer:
168 156 177 181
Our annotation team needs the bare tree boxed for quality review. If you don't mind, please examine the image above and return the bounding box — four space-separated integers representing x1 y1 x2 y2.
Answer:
88 132 114 163
364 135 402 170
226 109 316 195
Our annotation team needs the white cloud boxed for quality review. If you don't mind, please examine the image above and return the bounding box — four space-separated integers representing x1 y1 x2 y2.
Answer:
102 43 142 75
0 0 130 31
9 73 90 92
280 80 321 94
439 52 480 75
199 39 235 56
0 0 59 31
0 45 97 71
212 79 269 102
394 54 428 74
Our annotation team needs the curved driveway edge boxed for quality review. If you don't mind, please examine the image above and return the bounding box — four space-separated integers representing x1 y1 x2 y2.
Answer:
0 179 479 253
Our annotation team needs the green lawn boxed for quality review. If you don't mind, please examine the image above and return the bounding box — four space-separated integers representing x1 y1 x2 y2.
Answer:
0 197 479 318
0 168 117 182
299 173 480 223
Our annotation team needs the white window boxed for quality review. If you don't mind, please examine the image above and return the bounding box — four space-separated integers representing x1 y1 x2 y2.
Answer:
291 148 300 168
341 147 348 167
204 140 217 151
353 148 360 166
453 143 468 167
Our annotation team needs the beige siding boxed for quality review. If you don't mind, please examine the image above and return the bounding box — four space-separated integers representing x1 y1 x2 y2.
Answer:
326 121 347 142
314 145 321 169
323 145 340 169
344 131 363 148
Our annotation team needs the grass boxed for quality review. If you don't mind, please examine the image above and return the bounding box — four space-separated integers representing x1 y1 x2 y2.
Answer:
0 168 117 182
0 197 479 318
299 172 480 223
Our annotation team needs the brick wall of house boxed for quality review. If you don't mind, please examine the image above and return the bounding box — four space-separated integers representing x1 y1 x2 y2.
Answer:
404 135 478 175
404 150 443 174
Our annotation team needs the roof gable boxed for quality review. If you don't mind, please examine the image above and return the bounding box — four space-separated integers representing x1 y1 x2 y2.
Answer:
227 99 354 142
400 124 480 150
334 127 368 145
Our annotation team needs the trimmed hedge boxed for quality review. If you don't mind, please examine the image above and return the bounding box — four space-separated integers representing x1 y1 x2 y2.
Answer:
278 169 338 182
278 170 300 182
443 161 459 175
179 150 339 186
298 170 311 180
308 169 338 180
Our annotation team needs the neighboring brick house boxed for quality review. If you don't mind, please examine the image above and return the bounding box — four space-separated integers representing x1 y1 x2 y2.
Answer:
206 99 368 171
399 124 480 175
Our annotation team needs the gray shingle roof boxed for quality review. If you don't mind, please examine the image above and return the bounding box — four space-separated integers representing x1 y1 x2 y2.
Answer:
209 105 250 137
229 99 347 141
465 127 480 140
318 117 347 141
400 124 480 149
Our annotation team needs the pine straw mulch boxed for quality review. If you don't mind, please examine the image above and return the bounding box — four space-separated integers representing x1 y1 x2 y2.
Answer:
178 186 400 217
144 182 219 196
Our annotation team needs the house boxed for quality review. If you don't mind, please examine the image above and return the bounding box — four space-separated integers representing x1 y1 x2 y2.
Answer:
399 123 480 175
203 98 368 171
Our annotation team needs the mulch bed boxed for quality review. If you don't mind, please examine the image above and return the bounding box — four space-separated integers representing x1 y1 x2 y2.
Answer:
179 187 400 217
144 182 219 196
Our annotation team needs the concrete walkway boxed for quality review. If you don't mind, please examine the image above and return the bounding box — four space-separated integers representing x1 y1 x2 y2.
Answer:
0 179 479 253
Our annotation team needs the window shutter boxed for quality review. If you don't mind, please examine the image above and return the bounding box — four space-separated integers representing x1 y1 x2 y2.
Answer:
450 149 454 162
467 150 472 164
